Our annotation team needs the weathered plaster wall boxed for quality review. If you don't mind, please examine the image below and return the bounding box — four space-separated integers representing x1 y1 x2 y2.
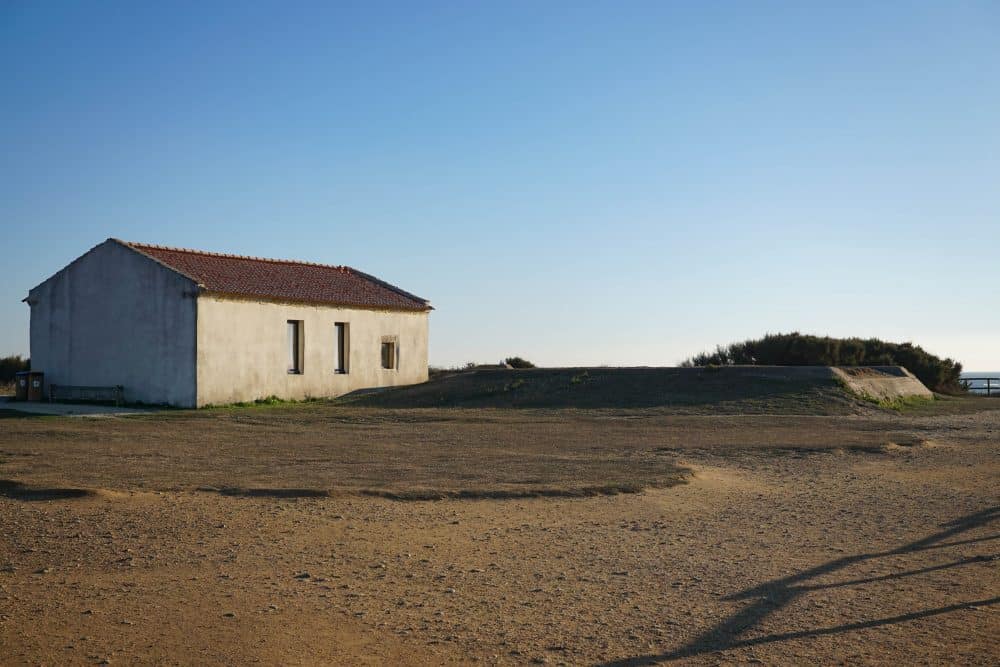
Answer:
27 240 198 406
196 295 429 406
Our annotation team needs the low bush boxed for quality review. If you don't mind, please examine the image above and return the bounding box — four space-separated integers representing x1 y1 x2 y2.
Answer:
504 356 536 369
680 333 963 393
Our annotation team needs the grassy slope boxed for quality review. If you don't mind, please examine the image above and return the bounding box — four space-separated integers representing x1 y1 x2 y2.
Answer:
339 366 869 414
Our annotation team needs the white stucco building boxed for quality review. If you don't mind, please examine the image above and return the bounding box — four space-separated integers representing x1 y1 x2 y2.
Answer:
24 239 432 407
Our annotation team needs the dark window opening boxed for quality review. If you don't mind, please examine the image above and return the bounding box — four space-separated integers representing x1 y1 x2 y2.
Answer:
287 320 303 373
335 322 349 374
381 341 396 370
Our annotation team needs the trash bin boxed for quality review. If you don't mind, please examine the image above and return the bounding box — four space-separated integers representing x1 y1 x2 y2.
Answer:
14 371 29 401
25 371 44 401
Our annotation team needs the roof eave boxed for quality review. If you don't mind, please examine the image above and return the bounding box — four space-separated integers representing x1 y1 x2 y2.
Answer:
199 289 432 313
344 266 431 309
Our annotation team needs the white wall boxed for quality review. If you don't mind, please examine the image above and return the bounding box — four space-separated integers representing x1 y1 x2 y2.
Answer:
196 295 429 406
27 240 198 406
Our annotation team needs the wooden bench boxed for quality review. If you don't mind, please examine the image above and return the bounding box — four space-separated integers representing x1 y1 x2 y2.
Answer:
48 384 124 406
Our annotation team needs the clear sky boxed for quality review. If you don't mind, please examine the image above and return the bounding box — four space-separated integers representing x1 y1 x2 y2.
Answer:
2 2 998 369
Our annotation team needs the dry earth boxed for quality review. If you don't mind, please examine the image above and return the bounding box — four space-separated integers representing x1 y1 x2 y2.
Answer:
1 403 998 665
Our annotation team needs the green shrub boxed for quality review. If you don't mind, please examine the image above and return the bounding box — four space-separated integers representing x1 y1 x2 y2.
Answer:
681 333 963 393
505 356 536 369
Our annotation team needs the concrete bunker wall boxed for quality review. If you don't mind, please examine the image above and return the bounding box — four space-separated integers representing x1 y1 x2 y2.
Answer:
831 366 933 402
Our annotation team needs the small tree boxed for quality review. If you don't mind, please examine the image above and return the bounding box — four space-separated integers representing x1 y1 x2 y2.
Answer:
0 355 30 383
504 356 535 369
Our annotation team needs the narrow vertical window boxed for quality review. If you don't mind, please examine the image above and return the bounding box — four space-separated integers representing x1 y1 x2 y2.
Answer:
381 341 396 370
287 320 302 374
334 322 349 374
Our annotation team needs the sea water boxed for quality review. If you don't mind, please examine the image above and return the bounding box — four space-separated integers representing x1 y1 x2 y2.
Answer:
961 372 1000 395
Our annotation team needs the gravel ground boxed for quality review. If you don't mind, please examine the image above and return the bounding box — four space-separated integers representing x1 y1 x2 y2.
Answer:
0 405 997 665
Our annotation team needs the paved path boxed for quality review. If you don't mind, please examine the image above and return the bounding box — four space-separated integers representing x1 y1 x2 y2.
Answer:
0 397 157 417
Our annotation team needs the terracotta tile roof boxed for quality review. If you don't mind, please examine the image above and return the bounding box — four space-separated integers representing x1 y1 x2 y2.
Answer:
118 240 431 311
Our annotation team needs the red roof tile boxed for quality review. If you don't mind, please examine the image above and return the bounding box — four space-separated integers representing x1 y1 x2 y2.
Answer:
119 240 430 311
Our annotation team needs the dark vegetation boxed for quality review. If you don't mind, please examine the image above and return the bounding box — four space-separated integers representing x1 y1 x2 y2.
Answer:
429 357 536 378
680 333 964 394
0 355 29 383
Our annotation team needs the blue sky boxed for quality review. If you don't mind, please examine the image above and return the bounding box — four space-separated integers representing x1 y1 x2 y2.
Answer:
2 1 998 369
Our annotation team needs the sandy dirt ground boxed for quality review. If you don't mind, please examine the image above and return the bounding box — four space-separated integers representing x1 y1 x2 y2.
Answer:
1 404 998 665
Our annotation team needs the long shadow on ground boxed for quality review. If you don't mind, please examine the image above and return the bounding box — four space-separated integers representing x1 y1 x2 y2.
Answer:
598 506 1000 665
0 479 94 501
0 409 52 419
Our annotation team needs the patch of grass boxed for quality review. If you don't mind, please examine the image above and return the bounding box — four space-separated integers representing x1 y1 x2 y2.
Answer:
848 389 935 412
203 395 326 409
570 371 590 385
875 395 935 411
834 377 936 412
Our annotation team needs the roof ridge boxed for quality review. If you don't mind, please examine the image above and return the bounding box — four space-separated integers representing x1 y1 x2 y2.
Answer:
120 240 353 272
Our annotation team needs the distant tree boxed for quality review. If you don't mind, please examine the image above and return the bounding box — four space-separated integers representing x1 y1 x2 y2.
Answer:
680 333 963 394
504 356 536 369
0 355 29 383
